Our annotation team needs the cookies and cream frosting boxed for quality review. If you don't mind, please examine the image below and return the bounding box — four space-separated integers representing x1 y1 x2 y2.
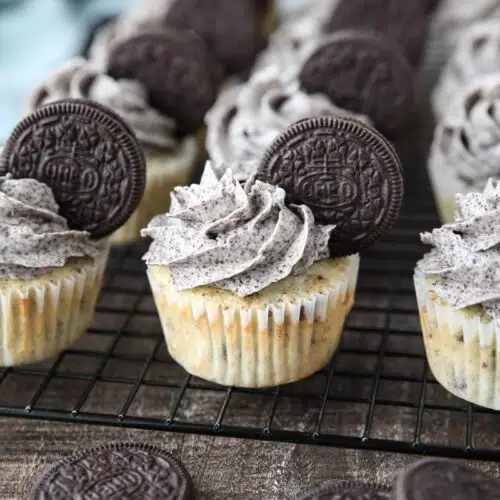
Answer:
0 175 100 279
142 163 334 296
430 74 500 188
206 68 369 181
418 179 500 320
432 20 500 118
25 58 179 151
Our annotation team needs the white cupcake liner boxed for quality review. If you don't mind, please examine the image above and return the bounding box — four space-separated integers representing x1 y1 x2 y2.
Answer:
0 249 109 367
414 270 500 410
147 255 359 388
110 136 198 246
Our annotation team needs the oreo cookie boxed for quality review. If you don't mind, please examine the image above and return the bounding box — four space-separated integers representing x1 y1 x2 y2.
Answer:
295 481 392 499
30 442 194 500
394 458 500 499
323 0 429 66
299 30 415 133
163 0 265 75
256 116 404 257
0 99 146 240
107 28 218 135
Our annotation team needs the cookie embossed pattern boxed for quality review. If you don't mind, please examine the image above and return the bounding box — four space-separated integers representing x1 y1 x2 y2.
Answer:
0 99 146 239
30 443 194 500
257 116 404 257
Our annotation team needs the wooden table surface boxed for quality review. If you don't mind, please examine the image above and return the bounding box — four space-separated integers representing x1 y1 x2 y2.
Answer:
1 415 499 499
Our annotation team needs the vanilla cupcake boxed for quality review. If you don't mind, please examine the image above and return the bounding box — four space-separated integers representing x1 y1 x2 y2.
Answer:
27 29 216 246
428 74 500 223
206 67 370 181
432 20 500 118
142 164 359 387
422 0 500 86
415 179 500 410
0 98 147 366
0 175 108 367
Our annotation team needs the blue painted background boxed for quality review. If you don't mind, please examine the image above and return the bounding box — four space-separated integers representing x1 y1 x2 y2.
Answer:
0 0 134 144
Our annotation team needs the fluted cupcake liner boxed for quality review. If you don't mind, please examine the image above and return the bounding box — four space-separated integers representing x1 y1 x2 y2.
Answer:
110 136 199 246
147 255 359 388
427 141 474 224
414 270 500 410
0 248 109 367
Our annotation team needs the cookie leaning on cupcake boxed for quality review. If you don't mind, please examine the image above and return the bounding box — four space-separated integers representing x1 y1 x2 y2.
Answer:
206 29 416 184
142 116 404 388
27 28 219 246
415 179 500 410
0 99 147 367
88 0 276 80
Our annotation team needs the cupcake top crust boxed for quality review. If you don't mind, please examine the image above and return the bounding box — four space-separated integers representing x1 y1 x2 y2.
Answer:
25 58 180 153
430 74 500 189
141 162 334 296
417 179 500 321
0 175 100 279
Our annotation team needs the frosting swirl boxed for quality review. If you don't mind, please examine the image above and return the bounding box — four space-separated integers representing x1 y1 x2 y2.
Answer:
431 74 500 187
417 178 500 321
25 58 178 151
0 175 100 279
206 68 369 180
142 163 334 296
433 20 500 118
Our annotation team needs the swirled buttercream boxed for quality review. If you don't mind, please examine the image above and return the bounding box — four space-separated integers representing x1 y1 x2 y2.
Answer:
417 178 500 320
25 58 178 151
0 175 100 279
431 74 500 187
433 20 500 118
206 68 369 180
141 163 334 296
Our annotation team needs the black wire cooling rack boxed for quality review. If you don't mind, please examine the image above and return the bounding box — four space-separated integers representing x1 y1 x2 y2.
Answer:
1 135 500 462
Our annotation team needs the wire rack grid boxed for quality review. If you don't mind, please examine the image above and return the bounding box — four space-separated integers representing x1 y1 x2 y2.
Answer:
1 141 500 462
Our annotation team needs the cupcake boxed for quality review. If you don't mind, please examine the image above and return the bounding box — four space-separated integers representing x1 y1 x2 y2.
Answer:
428 74 500 223
205 67 370 181
0 98 147 366
432 20 500 118
27 28 218 245
415 179 500 410
0 175 108 367
142 116 404 387
142 164 359 387
88 0 275 79
422 0 500 86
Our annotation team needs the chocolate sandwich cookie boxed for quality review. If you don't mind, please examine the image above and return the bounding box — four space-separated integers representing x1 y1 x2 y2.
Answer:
257 116 404 257
163 0 265 75
30 442 194 500
107 28 218 135
324 0 429 67
299 30 415 134
394 458 500 499
295 481 392 499
0 99 146 240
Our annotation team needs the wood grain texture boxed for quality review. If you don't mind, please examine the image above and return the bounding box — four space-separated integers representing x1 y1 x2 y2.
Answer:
1 416 500 500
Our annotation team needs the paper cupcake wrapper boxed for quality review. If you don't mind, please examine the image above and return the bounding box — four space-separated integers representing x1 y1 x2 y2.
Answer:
427 140 476 224
147 256 359 388
110 136 198 246
0 249 109 367
414 270 500 410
